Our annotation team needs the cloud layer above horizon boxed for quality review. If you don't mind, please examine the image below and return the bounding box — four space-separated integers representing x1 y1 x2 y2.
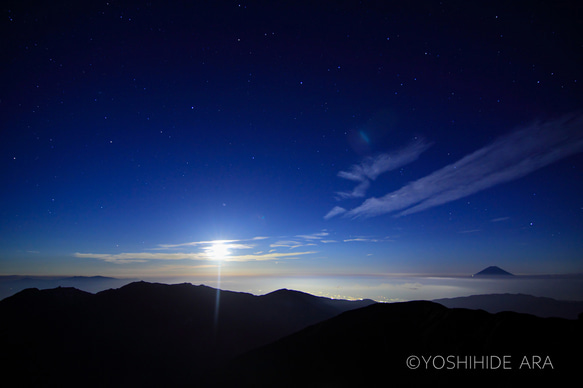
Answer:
326 112 583 219
73 233 334 265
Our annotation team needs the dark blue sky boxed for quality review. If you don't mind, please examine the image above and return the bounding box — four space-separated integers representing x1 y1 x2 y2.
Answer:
1 1 582 285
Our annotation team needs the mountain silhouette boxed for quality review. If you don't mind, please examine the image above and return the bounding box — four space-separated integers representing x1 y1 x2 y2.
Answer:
0 281 374 387
434 293 583 319
215 301 582 387
0 275 133 300
473 265 514 276
2 281 580 387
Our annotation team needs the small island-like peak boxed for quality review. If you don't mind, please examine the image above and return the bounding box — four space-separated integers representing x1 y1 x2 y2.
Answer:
473 266 514 277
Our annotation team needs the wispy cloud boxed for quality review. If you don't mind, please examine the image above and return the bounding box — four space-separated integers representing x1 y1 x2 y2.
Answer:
156 239 241 249
324 206 346 220
74 252 207 264
334 139 432 199
335 180 370 199
269 240 315 249
154 237 268 250
222 251 316 262
75 249 316 264
343 237 381 243
75 235 322 264
338 138 432 181
335 112 583 218
295 231 329 240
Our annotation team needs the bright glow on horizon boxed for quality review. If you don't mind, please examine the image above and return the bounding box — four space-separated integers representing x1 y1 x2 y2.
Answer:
208 243 230 261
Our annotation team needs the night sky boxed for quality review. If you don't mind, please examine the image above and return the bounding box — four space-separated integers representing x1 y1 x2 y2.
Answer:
1 1 582 299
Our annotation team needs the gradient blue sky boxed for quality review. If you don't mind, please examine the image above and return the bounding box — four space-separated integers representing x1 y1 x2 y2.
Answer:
1 1 582 296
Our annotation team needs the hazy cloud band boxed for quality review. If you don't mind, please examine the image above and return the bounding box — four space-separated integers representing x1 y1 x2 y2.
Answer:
342 112 583 218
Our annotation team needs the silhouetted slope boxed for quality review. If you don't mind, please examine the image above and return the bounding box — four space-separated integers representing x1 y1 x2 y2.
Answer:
0 281 374 387
260 288 374 328
434 293 583 319
216 301 582 387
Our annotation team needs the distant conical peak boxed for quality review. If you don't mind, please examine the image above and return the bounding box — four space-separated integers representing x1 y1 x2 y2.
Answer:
473 266 514 276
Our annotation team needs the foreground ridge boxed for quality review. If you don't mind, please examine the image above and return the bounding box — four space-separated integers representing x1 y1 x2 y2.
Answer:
0 282 580 387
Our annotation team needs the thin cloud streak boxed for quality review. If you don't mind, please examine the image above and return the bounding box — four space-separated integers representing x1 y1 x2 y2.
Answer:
155 237 267 250
77 233 328 265
335 180 370 199
270 240 314 249
74 252 207 264
491 217 510 223
338 138 432 181
335 139 432 199
343 238 381 243
224 251 316 262
157 239 241 249
295 231 329 240
344 113 583 218
75 249 316 264
324 206 346 220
